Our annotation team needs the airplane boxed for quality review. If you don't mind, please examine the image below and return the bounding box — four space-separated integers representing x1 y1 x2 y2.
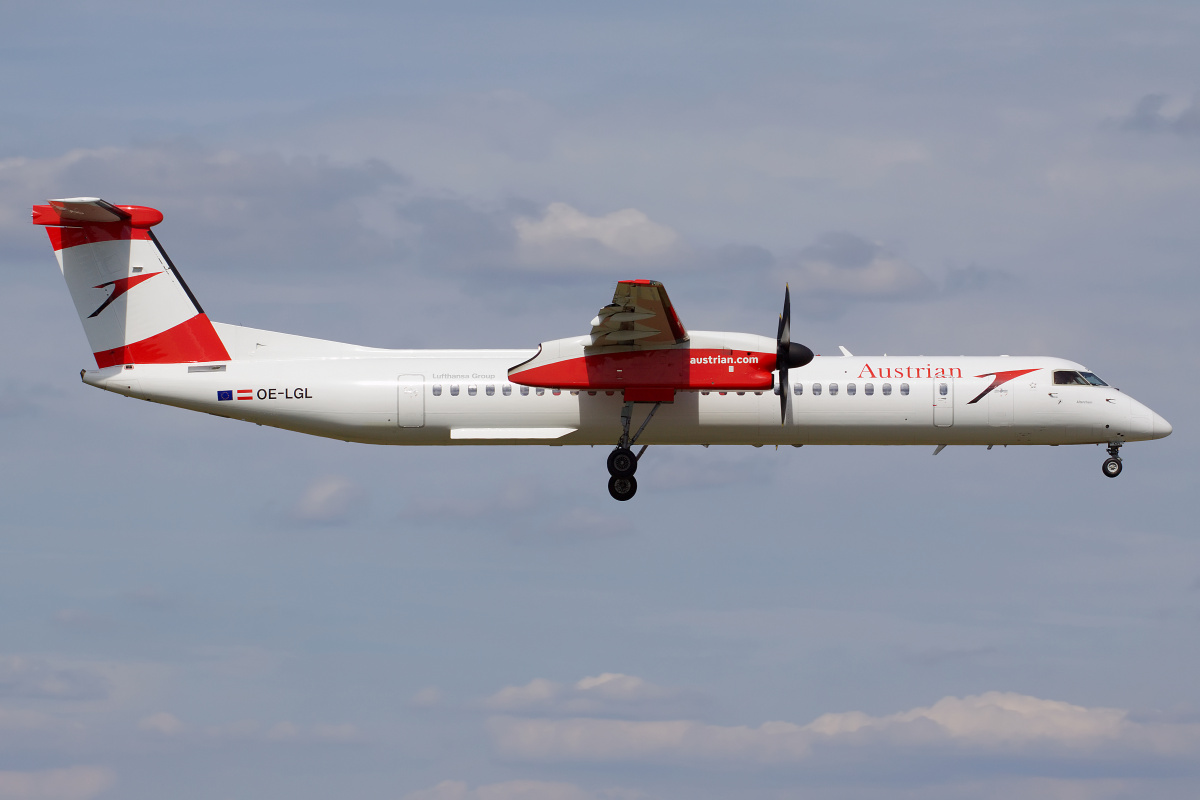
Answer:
33 197 1172 501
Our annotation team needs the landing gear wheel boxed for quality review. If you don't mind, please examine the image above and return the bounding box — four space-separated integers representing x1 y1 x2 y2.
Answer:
1102 457 1123 478
608 475 638 501
607 447 637 477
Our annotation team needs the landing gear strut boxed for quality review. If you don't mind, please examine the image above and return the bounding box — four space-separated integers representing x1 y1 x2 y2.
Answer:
607 401 660 501
1102 442 1123 478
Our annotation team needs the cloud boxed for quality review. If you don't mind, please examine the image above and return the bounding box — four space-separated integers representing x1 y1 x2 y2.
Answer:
198 719 361 743
0 657 109 702
138 712 185 735
403 779 644 800
783 232 934 307
514 202 682 270
289 476 364 525
0 706 81 735
1118 94 1200 137
3 143 409 270
0 766 115 800
485 673 693 718
264 721 359 742
943 264 1019 295
488 690 1200 766
49 610 108 631
411 687 444 708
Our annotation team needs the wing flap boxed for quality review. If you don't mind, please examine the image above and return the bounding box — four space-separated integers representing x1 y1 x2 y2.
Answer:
588 280 687 348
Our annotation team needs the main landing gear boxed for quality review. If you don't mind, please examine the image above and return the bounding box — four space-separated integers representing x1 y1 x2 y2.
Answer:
607 401 661 501
1102 442 1123 478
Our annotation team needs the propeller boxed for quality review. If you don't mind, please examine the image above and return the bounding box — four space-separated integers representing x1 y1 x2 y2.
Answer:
776 285 814 423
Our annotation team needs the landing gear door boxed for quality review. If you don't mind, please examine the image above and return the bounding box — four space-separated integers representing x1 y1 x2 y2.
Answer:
397 374 425 428
933 379 954 428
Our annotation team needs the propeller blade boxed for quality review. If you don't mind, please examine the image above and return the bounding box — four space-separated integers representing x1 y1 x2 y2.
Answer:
780 285 791 348
778 285 792 424
779 364 789 424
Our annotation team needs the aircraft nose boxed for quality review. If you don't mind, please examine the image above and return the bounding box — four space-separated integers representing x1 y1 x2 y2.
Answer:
1153 411 1173 439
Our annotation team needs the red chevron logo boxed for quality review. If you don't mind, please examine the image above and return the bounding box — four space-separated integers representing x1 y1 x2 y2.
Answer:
967 368 1039 404
88 273 157 318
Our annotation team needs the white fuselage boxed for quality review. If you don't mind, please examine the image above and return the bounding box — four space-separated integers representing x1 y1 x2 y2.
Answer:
81 323 1171 449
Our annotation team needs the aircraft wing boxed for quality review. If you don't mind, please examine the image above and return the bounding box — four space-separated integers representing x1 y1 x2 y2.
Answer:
588 280 688 347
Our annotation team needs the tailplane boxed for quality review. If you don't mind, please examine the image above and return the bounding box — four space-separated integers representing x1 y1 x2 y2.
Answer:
33 198 229 367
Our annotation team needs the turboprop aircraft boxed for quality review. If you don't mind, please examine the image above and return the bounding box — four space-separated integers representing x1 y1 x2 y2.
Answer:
34 197 1172 500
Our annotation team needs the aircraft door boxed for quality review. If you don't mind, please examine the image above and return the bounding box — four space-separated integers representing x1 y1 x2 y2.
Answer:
988 383 1014 427
397 374 425 428
933 379 954 427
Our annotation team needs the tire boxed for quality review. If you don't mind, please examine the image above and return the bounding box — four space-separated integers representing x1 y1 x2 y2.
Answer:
608 475 638 501
607 447 637 477
1102 457 1123 478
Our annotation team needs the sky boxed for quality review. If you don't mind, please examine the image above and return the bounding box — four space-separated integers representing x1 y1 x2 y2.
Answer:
2 2 1199 798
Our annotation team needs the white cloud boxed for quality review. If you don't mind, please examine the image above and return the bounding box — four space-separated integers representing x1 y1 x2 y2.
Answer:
785 232 933 303
0 766 115 800
265 721 359 742
0 706 81 735
289 476 363 525
485 673 682 716
514 202 681 269
403 779 644 800
488 690 1200 765
0 657 108 701
138 712 184 735
411 686 443 708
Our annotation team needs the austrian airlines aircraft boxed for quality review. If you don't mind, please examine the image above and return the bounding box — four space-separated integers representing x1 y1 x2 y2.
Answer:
34 198 1172 500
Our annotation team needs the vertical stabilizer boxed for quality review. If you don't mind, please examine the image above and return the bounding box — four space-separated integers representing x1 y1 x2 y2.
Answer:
33 198 230 367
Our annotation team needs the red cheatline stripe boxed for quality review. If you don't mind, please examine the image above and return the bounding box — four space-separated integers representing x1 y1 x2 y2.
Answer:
92 313 231 368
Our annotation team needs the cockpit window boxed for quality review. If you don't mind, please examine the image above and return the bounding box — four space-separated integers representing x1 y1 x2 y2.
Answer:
1080 372 1108 386
1054 370 1092 386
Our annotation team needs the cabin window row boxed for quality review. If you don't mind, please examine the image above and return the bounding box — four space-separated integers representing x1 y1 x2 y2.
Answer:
432 383 548 397
431 383 913 397
791 382 910 397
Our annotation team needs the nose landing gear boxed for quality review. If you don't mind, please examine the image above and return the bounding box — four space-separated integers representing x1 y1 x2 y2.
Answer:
1102 442 1123 478
606 401 660 501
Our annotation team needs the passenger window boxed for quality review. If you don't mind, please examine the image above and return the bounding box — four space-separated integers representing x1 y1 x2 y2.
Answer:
812 383 822 396
793 383 803 396
520 386 529 396
882 383 892 396
467 384 477 396
432 384 442 397
485 384 495 396
829 383 839 396
939 382 948 397
450 384 460 397
864 383 874 396
536 388 545 396
847 383 856 396
900 383 909 396
502 384 512 396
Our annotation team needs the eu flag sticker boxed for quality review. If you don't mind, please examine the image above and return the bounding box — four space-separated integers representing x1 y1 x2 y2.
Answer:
217 390 233 401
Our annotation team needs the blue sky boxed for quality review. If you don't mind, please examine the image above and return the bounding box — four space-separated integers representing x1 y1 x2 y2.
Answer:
3 3 1199 799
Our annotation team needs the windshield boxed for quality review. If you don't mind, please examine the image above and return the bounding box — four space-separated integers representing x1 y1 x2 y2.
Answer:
1054 370 1108 386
